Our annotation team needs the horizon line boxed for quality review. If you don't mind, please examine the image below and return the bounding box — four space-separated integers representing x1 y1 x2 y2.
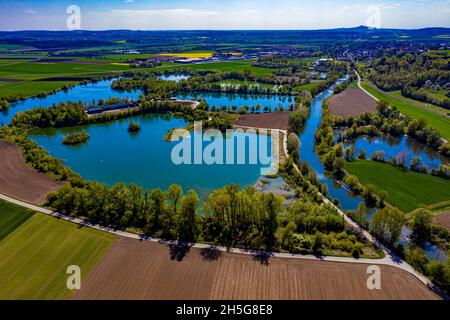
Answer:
1 25 450 33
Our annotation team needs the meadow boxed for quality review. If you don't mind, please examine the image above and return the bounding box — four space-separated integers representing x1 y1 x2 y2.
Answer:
0 200 34 242
390 90 449 116
0 59 130 98
0 200 115 299
361 82 450 140
151 60 274 76
345 160 450 213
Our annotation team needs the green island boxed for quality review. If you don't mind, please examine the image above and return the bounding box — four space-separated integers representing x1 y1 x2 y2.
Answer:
62 132 90 145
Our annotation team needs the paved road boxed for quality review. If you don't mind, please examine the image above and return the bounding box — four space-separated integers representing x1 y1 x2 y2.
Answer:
355 70 379 102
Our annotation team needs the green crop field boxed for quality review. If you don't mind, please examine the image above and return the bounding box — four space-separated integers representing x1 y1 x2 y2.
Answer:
0 200 35 242
361 82 450 140
345 160 450 213
0 201 115 299
152 60 274 76
390 90 448 116
0 59 131 98
0 81 77 97
293 81 323 92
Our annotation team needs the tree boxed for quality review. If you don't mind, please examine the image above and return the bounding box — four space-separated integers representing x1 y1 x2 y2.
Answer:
128 121 141 132
178 189 200 242
167 184 183 216
358 148 367 160
410 208 433 242
276 221 297 249
427 261 450 293
312 231 324 254
287 133 301 155
376 100 390 116
344 145 356 161
371 207 405 245
410 157 421 172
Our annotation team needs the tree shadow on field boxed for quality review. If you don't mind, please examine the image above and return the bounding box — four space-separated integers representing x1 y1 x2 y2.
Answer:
169 241 191 262
253 251 273 266
200 246 222 261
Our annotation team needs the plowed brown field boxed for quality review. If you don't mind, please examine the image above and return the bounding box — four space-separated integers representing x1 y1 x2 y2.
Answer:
74 237 438 300
234 112 291 130
330 88 378 117
436 212 450 230
0 140 62 204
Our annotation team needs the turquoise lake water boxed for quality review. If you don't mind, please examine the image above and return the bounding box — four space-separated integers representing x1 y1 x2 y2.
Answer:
0 79 141 125
30 113 271 200
341 134 447 170
177 92 295 111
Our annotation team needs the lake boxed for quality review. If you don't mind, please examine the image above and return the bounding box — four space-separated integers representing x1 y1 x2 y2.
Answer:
0 79 141 125
177 92 295 111
30 113 271 200
341 134 447 170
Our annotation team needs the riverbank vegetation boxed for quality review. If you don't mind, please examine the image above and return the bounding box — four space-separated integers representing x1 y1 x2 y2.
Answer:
313 95 450 294
360 82 450 140
334 100 450 160
44 181 380 258
360 51 450 109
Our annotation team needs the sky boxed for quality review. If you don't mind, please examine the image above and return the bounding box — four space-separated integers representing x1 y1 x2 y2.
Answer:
0 0 449 31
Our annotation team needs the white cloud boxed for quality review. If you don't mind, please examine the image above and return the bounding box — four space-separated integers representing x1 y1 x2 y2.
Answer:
24 9 36 14
124 0 135 3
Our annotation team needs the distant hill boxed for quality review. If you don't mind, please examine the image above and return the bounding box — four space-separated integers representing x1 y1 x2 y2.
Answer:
0 27 448 52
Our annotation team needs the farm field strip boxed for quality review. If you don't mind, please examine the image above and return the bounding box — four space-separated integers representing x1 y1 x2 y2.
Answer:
344 160 450 213
0 202 115 300
329 87 378 117
74 237 439 300
0 200 34 241
390 90 449 116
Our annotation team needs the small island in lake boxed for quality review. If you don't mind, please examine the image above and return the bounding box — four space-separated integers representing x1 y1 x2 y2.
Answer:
62 133 90 145
128 121 141 133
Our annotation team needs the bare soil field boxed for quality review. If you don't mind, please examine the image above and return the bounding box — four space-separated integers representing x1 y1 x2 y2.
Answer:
234 112 291 130
330 88 378 117
436 211 450 230
0 78 22 83
0 140 62 204
74 237 438 300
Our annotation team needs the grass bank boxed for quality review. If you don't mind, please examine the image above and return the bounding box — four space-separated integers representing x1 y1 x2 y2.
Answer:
360 82 450 140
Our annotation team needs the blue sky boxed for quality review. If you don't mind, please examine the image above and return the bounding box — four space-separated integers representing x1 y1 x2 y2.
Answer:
0 0 449 30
